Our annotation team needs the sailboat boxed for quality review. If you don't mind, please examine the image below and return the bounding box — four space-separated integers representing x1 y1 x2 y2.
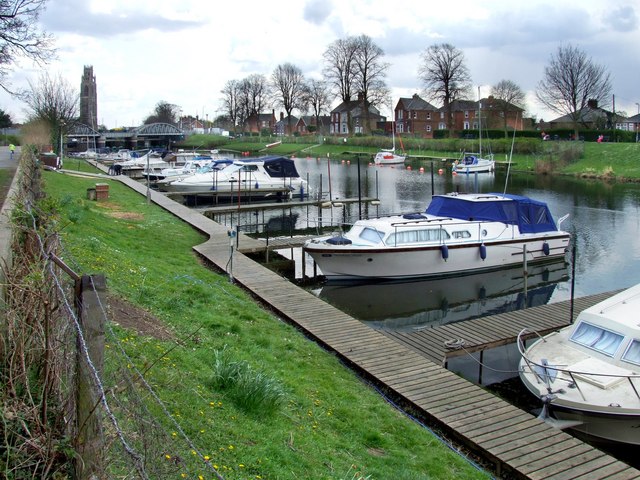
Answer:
374 118 406 165
454 89 495 174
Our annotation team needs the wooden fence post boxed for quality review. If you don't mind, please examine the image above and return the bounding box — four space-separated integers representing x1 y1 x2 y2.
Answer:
75 274 106 479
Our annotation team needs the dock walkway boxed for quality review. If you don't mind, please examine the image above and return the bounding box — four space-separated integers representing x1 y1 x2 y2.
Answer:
86 163 639 479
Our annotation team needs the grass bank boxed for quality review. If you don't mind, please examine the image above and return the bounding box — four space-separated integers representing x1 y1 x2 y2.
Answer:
42 167 491 479
182 134 640 180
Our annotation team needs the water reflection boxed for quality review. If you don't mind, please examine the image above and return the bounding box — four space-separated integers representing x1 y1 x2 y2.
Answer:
313 259 569 330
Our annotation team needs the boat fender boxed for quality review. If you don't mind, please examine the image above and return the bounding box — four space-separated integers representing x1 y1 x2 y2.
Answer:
255 182 259 189
440 244 449 261
542 241 550 256
479 244 487 260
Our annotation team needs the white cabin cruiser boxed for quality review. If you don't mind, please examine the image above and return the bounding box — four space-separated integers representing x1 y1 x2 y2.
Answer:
303 192 570 281
518 283 640 446
161 155 308 200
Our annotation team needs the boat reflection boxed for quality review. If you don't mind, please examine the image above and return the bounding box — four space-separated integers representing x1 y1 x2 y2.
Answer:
314 259 569 331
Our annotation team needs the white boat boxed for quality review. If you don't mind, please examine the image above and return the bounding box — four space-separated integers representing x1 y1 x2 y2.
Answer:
303 192 571 281
518 284 640 446
453 153 495 174
161 155 308 200
374 120 405 165
155 158 233 188
454 90 495 174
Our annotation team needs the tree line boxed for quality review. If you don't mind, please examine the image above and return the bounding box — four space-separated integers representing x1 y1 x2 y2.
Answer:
0 1 616 149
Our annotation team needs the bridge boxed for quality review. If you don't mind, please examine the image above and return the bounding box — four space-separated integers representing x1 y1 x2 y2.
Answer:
66 122 185 152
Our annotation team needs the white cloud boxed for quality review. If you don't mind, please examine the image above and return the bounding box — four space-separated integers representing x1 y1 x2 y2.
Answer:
0 0 637 127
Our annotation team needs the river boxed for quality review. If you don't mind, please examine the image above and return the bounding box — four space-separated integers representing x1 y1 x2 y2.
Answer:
208 155 640 466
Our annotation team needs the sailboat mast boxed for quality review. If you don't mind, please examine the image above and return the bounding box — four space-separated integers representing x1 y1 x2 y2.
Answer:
478 86 482 157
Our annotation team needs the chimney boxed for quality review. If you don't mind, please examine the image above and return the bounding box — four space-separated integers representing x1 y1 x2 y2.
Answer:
587 99 598 109
280 112 284 120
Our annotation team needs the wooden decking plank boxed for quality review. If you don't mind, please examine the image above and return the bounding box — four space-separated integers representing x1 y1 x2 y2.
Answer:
480 421 561 451
537 454 616 480
431 399 511 423
568 462 640 480
499 431 582 463
453 409 534 437
510 443 594 471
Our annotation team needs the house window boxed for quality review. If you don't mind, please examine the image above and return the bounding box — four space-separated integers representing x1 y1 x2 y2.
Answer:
464 111 469 118
464 122 470 130
398 123 404 133
398 110 403 120
412 111 417 119
440 112 444 119
438 123 446 129
426 125 432 132
426 112 431 120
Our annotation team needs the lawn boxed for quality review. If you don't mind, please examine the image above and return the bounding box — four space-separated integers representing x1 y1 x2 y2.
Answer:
42 166 491 479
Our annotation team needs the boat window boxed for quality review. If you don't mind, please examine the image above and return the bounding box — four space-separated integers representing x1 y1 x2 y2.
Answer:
386 228 450 246
241 165 259 172
452 230 471 239
622 339 640 365
359 227 385 243
570 321 624 357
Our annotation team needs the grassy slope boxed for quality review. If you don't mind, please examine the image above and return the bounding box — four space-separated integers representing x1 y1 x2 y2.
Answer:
190 136 640 179
43 168 490 480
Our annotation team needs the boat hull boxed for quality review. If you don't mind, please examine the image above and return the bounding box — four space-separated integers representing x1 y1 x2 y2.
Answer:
304 235 570 281
546 405 640 446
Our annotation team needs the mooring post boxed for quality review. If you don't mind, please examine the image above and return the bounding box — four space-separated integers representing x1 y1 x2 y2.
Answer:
75 274 106 480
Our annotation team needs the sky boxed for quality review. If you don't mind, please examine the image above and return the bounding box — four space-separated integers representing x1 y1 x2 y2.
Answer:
1 0 639 129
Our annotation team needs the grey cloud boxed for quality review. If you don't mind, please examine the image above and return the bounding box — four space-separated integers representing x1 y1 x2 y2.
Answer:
303 0 333 25
603 6 638 32
41 0 204 38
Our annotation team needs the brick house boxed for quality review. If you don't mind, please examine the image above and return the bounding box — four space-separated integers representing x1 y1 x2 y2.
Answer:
394 94 439 138
275 112 299 136
296 115 331 135
330 93 385 135
548 100 614 130
438 97 524 133
244 111 277 134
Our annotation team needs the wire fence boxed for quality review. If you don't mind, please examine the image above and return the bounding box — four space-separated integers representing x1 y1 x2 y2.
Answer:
1 152 226 479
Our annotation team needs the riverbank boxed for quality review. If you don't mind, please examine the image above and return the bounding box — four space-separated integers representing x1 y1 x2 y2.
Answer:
31 162 491 479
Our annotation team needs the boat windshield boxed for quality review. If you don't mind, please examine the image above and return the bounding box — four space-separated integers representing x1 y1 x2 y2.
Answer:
359 227 386 243
570 321 625 357
622 339 640 365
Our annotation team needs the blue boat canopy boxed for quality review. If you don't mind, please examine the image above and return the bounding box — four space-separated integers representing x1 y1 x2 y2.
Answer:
425 193 560 234
240 156 301 178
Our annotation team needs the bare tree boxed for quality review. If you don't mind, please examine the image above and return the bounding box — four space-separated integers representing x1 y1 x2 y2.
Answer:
490 79 526 136
23 72 77 154
143 101 180 125
271 63 306 135
302 78 331 134
237 74 270 133
536 44 612 137
418 43 472 135
323 37 359 104
352 34 389 133
220 79 241 133
0 0 55 93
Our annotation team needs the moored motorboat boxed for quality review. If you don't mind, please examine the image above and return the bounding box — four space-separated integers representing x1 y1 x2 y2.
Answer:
303 192 571 281
161 155 308 200
518 283 640 446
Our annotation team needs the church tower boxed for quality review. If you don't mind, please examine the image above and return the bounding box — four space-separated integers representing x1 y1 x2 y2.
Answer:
80 66 98 128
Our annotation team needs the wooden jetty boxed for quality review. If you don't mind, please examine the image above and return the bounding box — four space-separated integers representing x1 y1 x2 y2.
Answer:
87 161 639 479
382 291 620 366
